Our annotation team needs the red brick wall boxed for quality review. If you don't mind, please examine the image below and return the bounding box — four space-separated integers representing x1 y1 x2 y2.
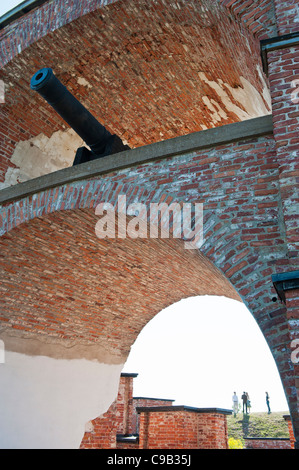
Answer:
0 0 117 67
220 0 278 39
132 398 174 434
0 0 270 184
80 400 118 449
262 0 299 445
138 408 230 449
267 45 299 256
284 415 296 448
273 0 299 35
0 0 277 68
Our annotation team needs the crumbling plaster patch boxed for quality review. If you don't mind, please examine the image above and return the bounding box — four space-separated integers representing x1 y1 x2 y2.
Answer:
0 67 271 189
0 128 83 190
199 67 272 123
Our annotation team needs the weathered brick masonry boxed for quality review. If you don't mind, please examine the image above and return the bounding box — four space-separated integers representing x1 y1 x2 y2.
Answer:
80 373 175 448
0 121 297 444
138 407 230 449
244 437 293 449
80 373 231 449
0 0 298 448
0 0 272 186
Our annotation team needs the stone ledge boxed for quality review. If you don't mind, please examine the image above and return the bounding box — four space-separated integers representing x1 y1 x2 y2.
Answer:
245 437 290 441
0 115 273 205
0 115 273 204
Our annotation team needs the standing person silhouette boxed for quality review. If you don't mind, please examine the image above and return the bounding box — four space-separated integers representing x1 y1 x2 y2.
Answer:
266 392 271 414
241 391 248 414
232 392 239 416
246 393 251 413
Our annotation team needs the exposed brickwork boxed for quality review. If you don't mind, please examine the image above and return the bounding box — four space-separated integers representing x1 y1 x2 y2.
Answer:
80 373 175 449
80 400 118 449
80 373 231 449
0 208 240 360
132 398 175 435
262 0 299 443
80 373 137 449
273 0 299 35
138 408 230 449
0 0 277 69
245 438 292 449
0 0 271 184
220 0 278 39
0 0 117 67
267 45 299 256
284 414 296 448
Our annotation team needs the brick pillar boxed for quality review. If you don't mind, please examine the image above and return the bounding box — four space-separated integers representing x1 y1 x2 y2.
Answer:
261 0 299 447
286 288 299 448
284 414 296 448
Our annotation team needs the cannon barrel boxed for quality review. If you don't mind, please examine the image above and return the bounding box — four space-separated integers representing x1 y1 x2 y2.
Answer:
30 68 129 165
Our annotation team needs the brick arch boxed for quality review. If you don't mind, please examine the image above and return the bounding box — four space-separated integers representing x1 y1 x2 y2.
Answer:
0 118 298 440
0 0 276 67
0 168 293 369
0 196 240 364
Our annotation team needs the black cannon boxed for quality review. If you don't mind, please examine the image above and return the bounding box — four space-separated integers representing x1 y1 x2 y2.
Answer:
30 68 129 165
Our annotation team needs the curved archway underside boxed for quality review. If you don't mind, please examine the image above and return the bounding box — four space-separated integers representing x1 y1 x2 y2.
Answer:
0 208 240 363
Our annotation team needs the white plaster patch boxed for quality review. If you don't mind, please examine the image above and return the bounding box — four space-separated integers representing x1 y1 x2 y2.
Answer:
77 77 92 88
202 95 228 124
0 128 84 190
0 351 124 449
199 72 271 123
256 64 272 111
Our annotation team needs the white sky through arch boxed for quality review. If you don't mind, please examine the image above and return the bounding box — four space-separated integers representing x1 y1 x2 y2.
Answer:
123 296 289 413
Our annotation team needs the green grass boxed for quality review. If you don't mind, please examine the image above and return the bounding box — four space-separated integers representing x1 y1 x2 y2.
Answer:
227 411 290 445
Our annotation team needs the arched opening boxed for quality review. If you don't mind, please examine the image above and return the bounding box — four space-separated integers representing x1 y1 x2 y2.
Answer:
123 295 289 413
0 206 242 448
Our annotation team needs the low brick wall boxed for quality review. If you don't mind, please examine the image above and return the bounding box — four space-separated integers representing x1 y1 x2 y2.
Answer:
132 397 175 434
245 438 292 449
137 406 231 449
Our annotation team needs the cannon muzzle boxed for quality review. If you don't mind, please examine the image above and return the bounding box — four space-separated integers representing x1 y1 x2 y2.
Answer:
30 68 129 165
